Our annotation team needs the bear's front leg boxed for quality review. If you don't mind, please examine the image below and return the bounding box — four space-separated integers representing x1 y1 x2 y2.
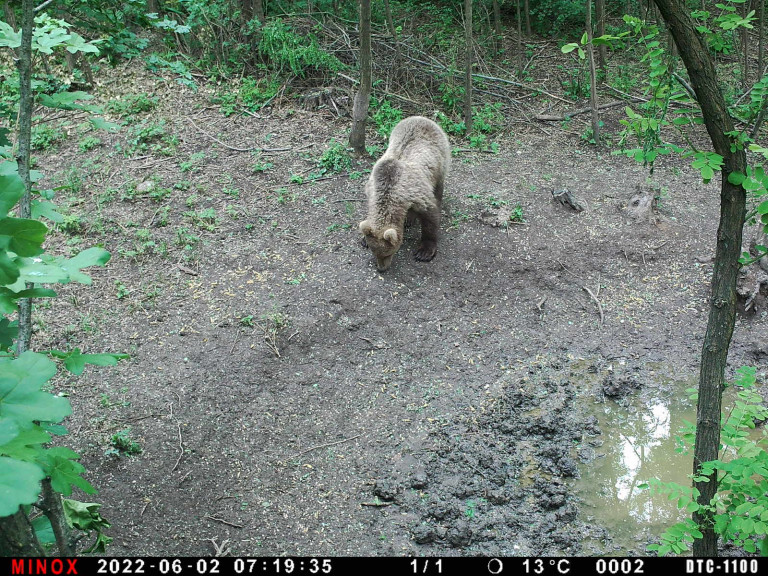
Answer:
414 207 440 262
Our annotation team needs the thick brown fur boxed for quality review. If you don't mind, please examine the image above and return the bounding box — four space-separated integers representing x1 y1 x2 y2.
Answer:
358 116 451 271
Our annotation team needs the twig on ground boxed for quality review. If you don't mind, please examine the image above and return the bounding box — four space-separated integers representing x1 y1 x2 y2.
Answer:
583 286 605 327
205 516 244 529
293 433 364 459
186 117 291 153
172 422 184 472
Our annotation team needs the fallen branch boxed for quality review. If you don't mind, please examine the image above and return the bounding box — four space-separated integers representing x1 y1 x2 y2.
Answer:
536 100 632 121
186 117 291 153
293 433 363 459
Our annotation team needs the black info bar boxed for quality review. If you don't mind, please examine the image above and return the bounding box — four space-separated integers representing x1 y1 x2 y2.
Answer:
3 556 766 576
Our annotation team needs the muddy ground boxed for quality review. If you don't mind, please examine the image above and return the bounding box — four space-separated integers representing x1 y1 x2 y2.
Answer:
32 61 768 557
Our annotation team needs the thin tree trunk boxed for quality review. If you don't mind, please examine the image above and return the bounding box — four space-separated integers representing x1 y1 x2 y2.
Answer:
349 0 371 155
40 480 73 556
586 0 600 144
524 0 531 36
653 0 748 557
383 0 400 63
492 0 502 53
742 0 750 89
758 0 764 80
254 0 264 23
596 0 607 69
516 0 523 76
464 0 473 134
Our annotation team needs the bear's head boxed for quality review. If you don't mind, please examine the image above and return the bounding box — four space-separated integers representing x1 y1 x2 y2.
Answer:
359 220 401 271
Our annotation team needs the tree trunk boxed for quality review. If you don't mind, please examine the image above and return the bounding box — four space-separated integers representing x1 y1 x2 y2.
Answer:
524 0 531 36
758 0 764 81
383 0 400 63
492 0 502 53
0 510 44 556
464 0 473 135
254 0 264 23
1 1 40 554
586 0 600 144
349 0 371 155
516 0 523 76
596 0 607 69
653 0 748 557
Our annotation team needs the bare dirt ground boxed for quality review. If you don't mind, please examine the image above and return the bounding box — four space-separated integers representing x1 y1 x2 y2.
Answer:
34 61 768 557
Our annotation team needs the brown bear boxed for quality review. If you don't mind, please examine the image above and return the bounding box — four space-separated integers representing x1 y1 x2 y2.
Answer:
358 116 451 272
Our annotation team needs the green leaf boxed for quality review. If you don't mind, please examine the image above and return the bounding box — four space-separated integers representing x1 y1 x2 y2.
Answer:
0 351 70 425
561 43 579 54
0 317 18 351
0 418 19 446
31 200 64 223
0 425 51 460
38 91 100 113
0 20 21 49
31 514 56 545
0 162 25 215
0 217 48 257
88 117 121 133
729 171 746 185
40 447 96 496
0 456 45 515
757 200 768 215
59 247 111 285
63 499 112 553
52 348 129 376
15 256 69 285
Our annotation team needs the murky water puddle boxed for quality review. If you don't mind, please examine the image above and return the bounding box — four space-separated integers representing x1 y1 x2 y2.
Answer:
576 381 696 554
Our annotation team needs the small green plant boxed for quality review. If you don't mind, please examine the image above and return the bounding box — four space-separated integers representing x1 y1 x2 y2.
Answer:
183 208 219 231
317 140 352 175
180 152 206 173
78 136 102 152
253 159 274 173
126 120 177 156
643 367 768 556
370 95 404 137
114 280 130 300
108 429 142 456
239 315 255 327
31 123 67 150
106 93 158 121
509 204 525 223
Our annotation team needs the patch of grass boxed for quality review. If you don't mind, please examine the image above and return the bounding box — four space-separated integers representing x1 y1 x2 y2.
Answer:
180 152 206 173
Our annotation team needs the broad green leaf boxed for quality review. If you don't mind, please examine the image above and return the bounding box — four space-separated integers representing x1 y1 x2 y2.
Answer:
0 249 20 288
0 162 25 215
88 117 121 133
0 456 44 516
0 351 70 425
0 217 48 257
40 447 96 496
53 348 129 376
38 91 100 113
0 418 19 446
729 171 746 185
31 200 64 223
561 43 579 54
0 425 51 460
0 20 20 49
31 515 56 545
59 247 111 285
0 317 18 351
757 200 768 215
16 256 69 285
0 286 56 315
63 499 112 553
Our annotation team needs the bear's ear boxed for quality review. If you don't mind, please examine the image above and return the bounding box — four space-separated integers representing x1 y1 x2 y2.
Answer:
383 228 398 243
359 220 373 235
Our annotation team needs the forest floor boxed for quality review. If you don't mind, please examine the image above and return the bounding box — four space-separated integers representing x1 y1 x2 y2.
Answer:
32 55 768 557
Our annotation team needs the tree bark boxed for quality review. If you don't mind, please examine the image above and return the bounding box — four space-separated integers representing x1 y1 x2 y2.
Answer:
0 1 42 555
383 0 400 63
0 510 44 556
653 0 748 557
349 0 371 155
492 0 502 53
596 0 607 69
524 0 531 36
586 0 600 144
758 0 764 81
464 0 473 134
